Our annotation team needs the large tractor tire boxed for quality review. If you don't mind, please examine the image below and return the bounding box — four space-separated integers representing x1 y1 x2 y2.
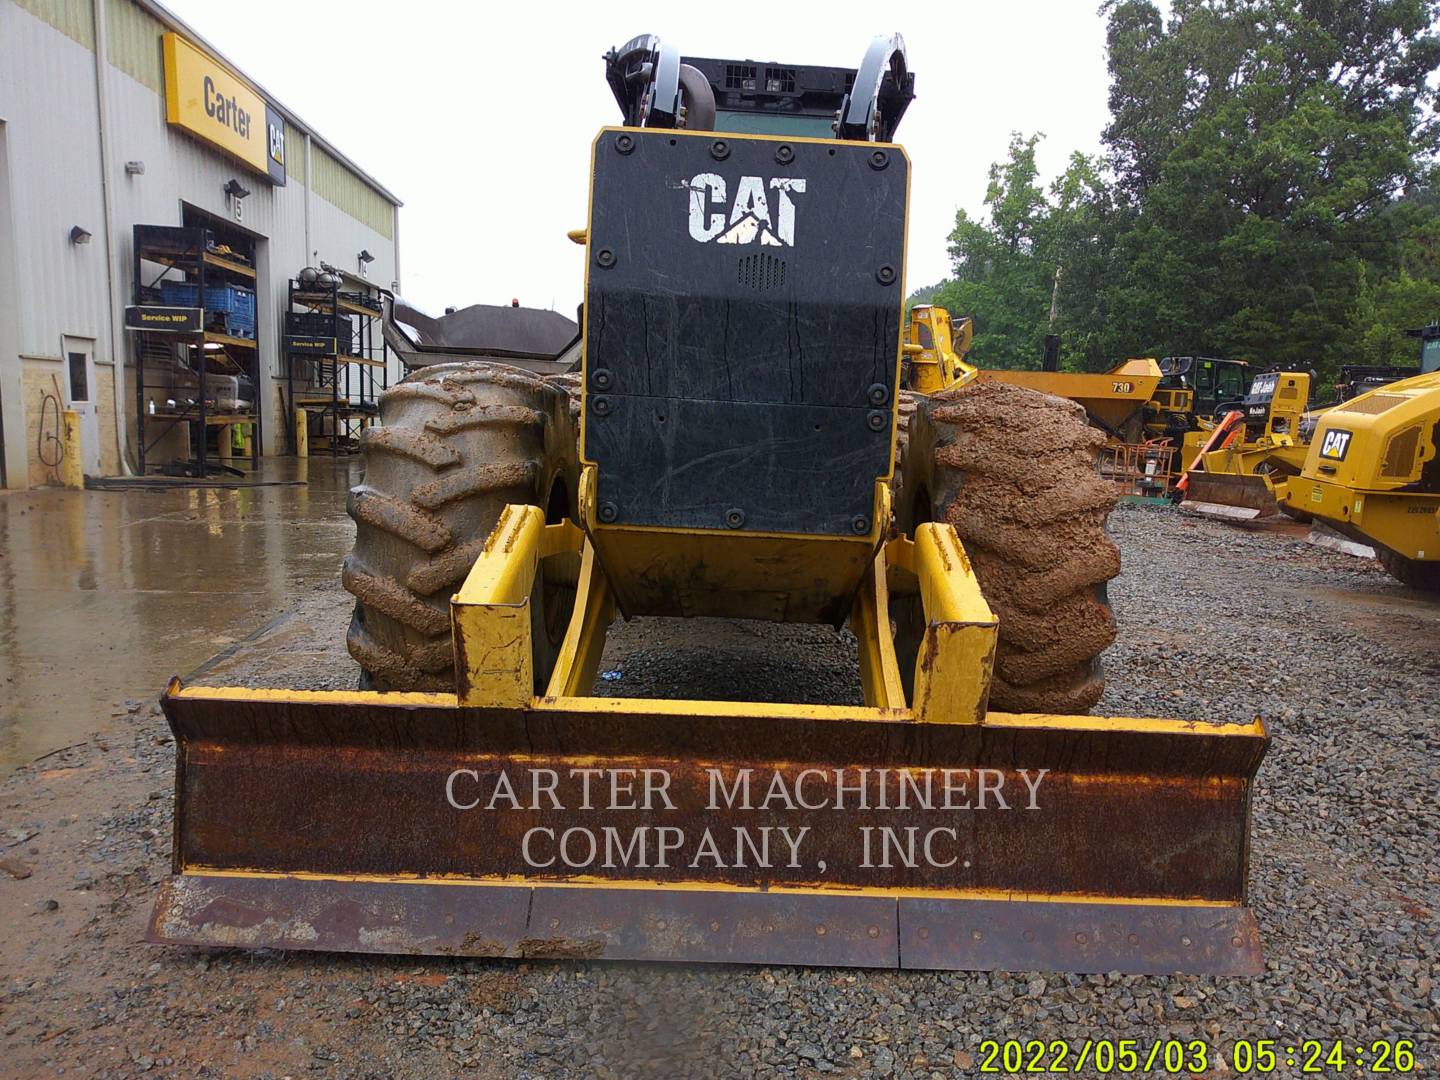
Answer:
891 389 921 497
343 362 579 691
898 381 1121 714
1377 548 1440 592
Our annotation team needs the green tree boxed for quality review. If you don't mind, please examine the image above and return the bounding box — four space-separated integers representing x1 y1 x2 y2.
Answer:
922 1 1440 383
933 134 1058 369
1097 0 1440 377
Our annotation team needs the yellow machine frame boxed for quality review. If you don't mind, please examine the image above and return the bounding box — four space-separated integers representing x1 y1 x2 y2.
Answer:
147 115 1268 978
451 499 999 721
1280 370 1440 560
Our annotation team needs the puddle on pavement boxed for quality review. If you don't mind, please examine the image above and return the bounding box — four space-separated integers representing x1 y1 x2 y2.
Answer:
0 458 362 766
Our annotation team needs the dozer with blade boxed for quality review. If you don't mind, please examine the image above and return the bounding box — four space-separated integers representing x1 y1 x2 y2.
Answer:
1179 370 1314 520
149 34 1267 975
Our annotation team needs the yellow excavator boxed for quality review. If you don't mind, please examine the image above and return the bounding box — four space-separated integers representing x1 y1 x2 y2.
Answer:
147 34 1266 975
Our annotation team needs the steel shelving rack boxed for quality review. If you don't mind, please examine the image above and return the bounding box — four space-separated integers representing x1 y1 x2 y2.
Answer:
131 224 260 475
284 275 389 456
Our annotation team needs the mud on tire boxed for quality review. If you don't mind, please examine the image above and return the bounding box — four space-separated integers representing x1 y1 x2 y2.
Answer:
343 362 579 691
898 381 1120 714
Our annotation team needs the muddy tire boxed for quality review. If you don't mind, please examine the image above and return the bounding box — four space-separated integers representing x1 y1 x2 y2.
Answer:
1377 548 1440 592
343 362 579 691
891 390 922 501
898 381 1120 714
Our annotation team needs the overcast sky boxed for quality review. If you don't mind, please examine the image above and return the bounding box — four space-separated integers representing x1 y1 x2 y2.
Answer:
165 0 1114 315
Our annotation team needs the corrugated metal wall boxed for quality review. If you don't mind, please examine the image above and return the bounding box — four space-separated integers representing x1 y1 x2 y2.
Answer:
104 0 162 92
1 7 110 359
13 0 93 49
285 121 306 185
1 0 402 482
312 147 394 240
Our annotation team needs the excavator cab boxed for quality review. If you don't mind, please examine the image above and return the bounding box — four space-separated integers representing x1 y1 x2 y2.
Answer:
1160 356 1250 420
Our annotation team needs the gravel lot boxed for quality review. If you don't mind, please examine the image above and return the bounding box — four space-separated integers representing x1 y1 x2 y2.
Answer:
1 503 1437 1078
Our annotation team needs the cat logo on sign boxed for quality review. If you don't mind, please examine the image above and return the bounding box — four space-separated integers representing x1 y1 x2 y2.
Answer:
1318 429 1353 462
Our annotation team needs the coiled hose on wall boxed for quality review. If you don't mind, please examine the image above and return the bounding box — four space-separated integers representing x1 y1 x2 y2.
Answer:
36 374 65 481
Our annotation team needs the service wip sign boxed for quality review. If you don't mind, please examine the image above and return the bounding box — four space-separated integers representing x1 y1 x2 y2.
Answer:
162 33 286 185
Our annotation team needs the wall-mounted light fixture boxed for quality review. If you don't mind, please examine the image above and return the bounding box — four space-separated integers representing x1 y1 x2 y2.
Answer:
69 226 92 245
358 249 375 265
124 160 145 175
223 178 250 200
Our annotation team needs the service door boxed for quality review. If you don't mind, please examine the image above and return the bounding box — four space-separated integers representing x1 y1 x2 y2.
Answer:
62 336 100 474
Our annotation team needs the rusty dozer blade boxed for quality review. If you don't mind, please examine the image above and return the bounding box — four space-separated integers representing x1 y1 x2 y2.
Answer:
151 684 1266 975
1180 471 1281 521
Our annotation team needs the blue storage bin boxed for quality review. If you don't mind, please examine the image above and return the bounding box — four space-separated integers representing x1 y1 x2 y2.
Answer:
159 281 201 306
224 312 256 338
204 285 256 318
155 282 256 337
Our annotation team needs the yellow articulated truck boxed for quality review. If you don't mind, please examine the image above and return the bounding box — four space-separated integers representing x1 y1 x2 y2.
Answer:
903 304 1163 444
148 33 1267 976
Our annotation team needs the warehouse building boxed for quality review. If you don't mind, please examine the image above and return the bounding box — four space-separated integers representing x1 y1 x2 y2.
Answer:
0 0 402 488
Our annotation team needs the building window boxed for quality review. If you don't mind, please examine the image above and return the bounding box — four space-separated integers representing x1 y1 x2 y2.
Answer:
67 352 89 402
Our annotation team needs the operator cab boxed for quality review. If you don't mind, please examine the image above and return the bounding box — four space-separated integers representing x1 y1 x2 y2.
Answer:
604 34 915 141
1160 356 1249 419
1405 322 1440 375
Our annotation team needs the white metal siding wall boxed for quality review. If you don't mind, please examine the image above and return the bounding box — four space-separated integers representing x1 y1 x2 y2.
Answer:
1 0 401 474
1 5 111 360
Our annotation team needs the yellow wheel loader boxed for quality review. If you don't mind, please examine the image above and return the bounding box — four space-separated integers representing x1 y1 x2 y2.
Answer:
148 34 1267 975
1279 356 1440 590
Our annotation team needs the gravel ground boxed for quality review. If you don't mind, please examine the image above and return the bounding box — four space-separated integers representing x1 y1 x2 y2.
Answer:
1 503 1437 1078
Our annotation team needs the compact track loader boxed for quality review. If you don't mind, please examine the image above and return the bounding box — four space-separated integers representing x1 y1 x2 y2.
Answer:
149 35 1267 975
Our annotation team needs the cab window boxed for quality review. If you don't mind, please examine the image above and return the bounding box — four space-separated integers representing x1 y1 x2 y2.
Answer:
1217 365 1246 400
